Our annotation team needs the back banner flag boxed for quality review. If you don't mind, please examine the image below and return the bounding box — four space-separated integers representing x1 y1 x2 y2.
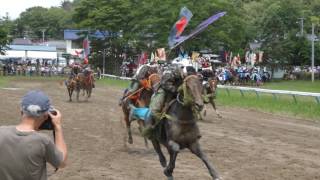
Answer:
83 35 90 64
170 11 227 50
168 7 193 48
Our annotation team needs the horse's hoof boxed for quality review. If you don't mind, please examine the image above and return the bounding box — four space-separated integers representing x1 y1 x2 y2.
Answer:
160 159 167 168
164 168 171 177
167 176 173 180
128 137 133 144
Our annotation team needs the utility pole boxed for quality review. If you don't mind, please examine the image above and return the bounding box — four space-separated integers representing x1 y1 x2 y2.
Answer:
311 23 315 82
298 18 305 36
103 49 106 74
41 29 45 43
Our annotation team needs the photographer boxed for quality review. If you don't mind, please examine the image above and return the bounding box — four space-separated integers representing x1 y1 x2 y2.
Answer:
0 90 67 180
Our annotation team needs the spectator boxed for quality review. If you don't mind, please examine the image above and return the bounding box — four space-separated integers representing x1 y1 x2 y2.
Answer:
0 90 67 180
97 67 101 79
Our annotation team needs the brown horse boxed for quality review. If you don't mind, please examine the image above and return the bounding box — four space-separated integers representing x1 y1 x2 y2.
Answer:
75 71 94 101
121 73 161 146
65 71 94 102
65 77 77 102
201 77 222 119
198 70 222 119
150 75 221 180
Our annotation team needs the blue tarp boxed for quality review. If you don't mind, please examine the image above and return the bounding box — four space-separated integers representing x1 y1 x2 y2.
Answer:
64 29 117 40
132 107 150 121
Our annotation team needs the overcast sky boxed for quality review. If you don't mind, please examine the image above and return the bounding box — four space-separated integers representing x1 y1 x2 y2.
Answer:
0 0 64 19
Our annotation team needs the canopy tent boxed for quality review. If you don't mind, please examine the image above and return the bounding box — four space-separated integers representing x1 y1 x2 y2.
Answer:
0 45 57 60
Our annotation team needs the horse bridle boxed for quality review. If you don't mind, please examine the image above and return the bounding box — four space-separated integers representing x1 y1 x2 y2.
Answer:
176 75 200 106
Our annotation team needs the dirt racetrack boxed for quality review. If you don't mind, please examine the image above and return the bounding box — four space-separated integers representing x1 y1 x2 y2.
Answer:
1 79 320 180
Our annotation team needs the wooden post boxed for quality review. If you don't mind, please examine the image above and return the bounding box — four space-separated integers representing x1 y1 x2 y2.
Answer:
240 90 244 97
292 95 297 104
316 97 320 104
255 91 260 99
226 88 230 96
272 93 277 100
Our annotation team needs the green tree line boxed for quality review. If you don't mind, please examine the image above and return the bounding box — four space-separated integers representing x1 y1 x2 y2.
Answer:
0 0 320 65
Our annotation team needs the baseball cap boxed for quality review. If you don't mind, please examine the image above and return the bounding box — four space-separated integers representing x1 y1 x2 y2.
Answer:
21 90 51 117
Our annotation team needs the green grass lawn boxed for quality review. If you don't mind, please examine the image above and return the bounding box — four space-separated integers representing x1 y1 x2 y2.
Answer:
0 75 65 88
0 76 8 87
216 89 320 120
96 77 130 89
262 80 320 93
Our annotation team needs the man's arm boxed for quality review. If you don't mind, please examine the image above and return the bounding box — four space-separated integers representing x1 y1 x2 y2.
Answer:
50 110 67 168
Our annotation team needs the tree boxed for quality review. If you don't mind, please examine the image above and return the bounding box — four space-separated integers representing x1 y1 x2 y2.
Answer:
0 20 10 54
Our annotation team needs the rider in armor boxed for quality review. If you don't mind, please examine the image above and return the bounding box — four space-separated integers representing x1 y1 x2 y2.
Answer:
119 64 152 106
81 64 95 88
143 65 184 139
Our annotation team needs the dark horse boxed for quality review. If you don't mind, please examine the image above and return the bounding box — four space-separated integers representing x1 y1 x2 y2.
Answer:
121 73 161 147
151 75 221 180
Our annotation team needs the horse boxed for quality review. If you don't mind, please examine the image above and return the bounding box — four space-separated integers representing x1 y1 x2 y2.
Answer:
202 76 222 119
198 70 222 119
150 75 221 180
121 72 161 147
75 71 94 101
65 77 77 102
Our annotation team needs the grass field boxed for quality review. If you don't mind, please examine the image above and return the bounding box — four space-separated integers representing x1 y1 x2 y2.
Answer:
1 76 319 120
216 89 320 120
0 76 8 87
96 77 130 89
262 80 320 93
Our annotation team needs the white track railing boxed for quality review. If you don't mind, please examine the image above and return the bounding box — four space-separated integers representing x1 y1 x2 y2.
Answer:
217 85 320 104
101 73 320 104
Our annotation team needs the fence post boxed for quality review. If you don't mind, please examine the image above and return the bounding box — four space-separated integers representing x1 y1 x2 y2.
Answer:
226 88 230 96
272 93 277 100
240 90 244 97
255 91 260 99
316 96 320 104
292 95 297 104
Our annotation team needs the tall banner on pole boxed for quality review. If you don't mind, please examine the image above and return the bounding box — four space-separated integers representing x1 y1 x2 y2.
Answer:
169 11 227 49
83 35 90 64
168 7 193 48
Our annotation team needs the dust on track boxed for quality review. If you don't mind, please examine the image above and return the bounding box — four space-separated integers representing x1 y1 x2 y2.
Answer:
1 79 320 180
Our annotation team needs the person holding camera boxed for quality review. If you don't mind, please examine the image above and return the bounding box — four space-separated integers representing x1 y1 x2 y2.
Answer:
0 90 67 180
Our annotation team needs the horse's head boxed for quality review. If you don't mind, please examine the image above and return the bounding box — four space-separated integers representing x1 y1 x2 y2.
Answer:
208 77 219 92
148 73 161 92
180 75 204 111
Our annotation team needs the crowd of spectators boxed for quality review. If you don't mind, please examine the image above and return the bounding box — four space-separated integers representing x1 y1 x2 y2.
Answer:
285 66 320 80
0 63 62 77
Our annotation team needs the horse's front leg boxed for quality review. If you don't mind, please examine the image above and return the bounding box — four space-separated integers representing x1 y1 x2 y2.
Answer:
76 88 80 101
164 142 179 180
209 98 222 118
123 110 133 144
137 120 148 148
85 89 89 101
189 142 221 180
151 140 167 168
67 88 72 102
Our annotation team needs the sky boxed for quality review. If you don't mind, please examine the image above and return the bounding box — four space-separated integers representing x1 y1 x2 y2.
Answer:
0 0 63 19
